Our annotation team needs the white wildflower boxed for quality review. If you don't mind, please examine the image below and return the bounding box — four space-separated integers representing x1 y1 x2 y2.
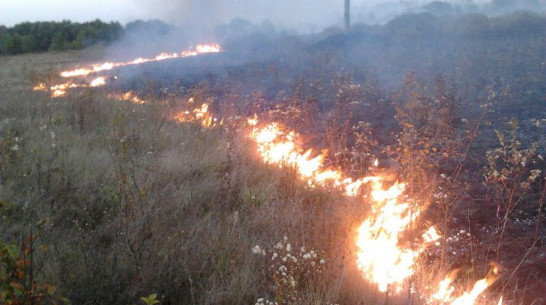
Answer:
11 144 19 151
290 277 296 287
320 259 325 265
252 245 262 254
286 243 292 252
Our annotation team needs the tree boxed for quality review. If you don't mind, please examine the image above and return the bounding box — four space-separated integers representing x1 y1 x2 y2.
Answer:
21 35 38 53
49 32 65 51
1 33 22 54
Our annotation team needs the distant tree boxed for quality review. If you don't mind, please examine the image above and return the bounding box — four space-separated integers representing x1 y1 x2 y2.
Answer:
383 13 441 41
1 33 22 54
422 1 454 16
0 19 123 55
449 13 490 38
490 11 546 38
125 19 171 38
49 32 65 51
21 35 38 53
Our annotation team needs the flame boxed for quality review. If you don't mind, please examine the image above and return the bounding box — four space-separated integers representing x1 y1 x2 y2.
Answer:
430 267 500 305
59 44 221 78
33 76 107 97
174 101 217 128
250 122 342 187
248 121 437 291
121 91 146 104
89 76 106 87
31 44 505 304
433 277 494 305
356 181 425 293
422 226 442 243
108 91 147 104
52 89 67 97
33 83 47 91
248 118 500 304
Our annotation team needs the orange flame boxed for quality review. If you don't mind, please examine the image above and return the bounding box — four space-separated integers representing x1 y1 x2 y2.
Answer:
248 118 499 304
89 76 106 87
33 76 107 97
108 91 147 104
356 181 428 293
31 50 503 304
59 44 221 78
430 267 500 305
174 100 217 128
250 122 342 187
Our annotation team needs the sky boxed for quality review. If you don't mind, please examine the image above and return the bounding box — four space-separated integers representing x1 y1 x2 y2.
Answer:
1 0 493 29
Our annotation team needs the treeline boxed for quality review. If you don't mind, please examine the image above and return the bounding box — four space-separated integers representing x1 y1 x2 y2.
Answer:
0 20 122 55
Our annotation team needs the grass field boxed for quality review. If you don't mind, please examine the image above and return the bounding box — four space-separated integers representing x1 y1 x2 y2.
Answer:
0 44 544 305
0 48 365 305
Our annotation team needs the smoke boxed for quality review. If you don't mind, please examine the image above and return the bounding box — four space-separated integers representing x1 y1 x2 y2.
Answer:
131 0 545 36
132 0 343 34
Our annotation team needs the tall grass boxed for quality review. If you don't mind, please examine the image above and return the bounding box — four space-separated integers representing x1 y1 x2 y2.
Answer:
1 49 543 305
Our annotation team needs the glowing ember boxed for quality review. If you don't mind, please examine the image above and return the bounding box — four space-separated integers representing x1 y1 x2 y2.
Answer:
52 90 67 97
33 83 47 91
59 44 221 78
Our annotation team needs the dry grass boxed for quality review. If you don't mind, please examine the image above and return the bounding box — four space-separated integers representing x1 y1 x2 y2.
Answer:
0 48 541 305
0 49 361 305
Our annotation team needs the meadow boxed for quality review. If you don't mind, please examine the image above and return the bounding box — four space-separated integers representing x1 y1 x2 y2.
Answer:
1 12 545 305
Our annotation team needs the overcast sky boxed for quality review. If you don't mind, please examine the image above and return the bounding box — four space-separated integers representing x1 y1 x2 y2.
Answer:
1 0 492 29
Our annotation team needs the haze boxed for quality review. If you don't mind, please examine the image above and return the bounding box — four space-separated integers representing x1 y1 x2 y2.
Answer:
2 0 494 31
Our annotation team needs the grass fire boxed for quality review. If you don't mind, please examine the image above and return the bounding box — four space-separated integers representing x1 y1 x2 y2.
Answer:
0 1 545 305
